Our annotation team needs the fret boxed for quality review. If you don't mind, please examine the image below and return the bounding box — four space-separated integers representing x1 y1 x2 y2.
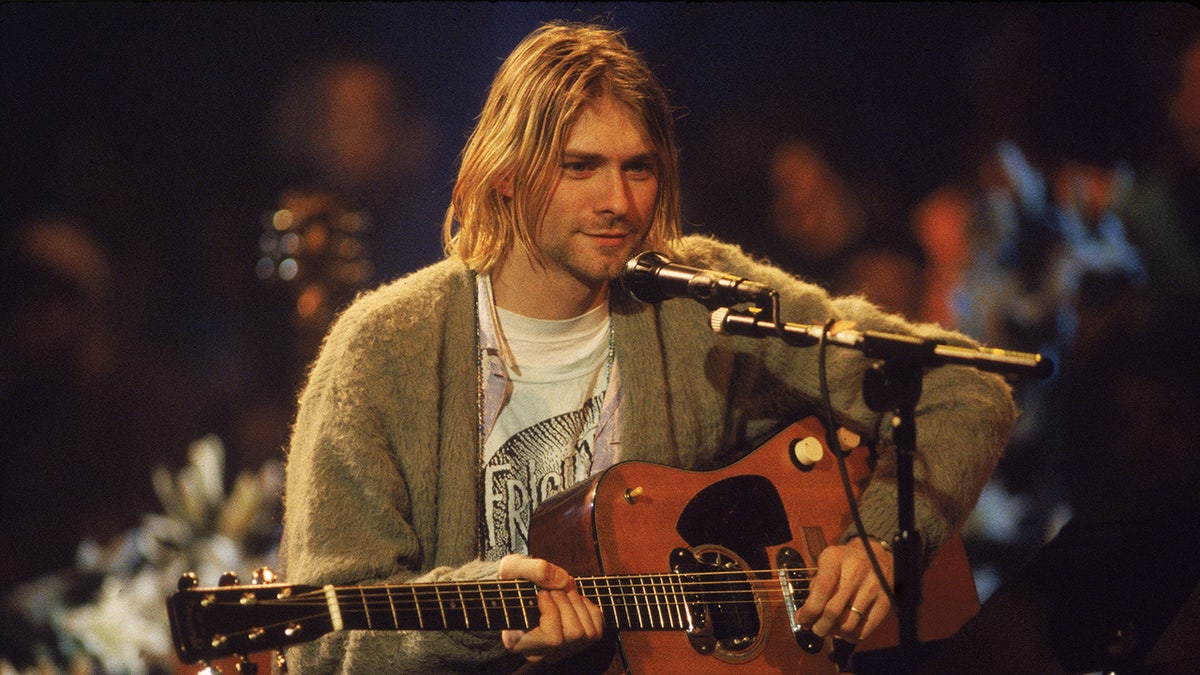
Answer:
385 586 399 629
599 576 620 629
513 581 532 629
411 585 425 629
667 572 686 629
663 573 680 628
388 581 427 629
359 587 373 629
456 583 470 629
618 576 636 629
434 584 451 629
498 580 528 628
633 575 649 629
647 575 662 628
599 577 620 629
476 582 493 630
662 569 681 629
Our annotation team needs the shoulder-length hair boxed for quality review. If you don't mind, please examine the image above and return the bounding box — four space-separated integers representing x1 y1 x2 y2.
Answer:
443 22 682 273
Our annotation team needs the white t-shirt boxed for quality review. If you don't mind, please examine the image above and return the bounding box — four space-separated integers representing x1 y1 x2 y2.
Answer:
480 300 612 560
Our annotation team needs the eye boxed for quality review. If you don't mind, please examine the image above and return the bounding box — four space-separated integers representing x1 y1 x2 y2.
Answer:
562 160 595 178
625 160 656 180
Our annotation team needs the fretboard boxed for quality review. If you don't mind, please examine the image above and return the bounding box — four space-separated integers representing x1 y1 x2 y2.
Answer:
330 573 710 632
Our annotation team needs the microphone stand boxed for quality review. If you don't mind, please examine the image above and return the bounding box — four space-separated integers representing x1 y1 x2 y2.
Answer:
710 303 1052 669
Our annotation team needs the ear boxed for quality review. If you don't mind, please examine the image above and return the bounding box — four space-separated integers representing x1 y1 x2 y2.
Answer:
493 173 514 198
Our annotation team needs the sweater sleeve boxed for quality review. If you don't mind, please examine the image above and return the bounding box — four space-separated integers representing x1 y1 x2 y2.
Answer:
672 236 1017 561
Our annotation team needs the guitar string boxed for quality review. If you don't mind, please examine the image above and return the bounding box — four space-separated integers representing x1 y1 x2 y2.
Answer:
221 569 819 598
203 575 821 621
219 581 811 600
200 581 816 645
200 564 819 593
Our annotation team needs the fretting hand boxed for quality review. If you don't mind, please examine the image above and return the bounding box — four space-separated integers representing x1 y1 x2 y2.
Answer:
498 554 605 663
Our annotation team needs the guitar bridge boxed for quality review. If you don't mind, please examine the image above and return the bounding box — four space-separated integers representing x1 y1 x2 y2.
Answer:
776 546 823 654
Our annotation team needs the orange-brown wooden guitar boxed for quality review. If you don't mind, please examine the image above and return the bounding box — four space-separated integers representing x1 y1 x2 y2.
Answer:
168 417 978 673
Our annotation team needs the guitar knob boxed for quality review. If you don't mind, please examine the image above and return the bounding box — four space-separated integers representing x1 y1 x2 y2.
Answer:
252 567 278 584
830 637 857 672
789 436 824 469
219 571 241 586
178 572 199 591
795 627 823 654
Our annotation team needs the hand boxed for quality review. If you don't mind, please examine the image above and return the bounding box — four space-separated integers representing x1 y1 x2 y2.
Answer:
793 539 893 643
498 553 605 663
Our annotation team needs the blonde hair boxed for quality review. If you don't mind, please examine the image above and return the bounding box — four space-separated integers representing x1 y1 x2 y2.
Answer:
442 21 682 273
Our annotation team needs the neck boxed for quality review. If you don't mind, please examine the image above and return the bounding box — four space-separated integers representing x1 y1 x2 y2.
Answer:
490 258 610 319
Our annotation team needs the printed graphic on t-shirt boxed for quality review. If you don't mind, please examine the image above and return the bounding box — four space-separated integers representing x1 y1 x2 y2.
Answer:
482 395 601 560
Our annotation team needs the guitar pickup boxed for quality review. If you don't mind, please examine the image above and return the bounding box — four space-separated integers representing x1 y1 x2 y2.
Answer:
669 548 716 655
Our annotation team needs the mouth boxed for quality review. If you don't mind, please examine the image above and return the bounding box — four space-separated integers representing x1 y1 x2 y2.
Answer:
584 231 634 246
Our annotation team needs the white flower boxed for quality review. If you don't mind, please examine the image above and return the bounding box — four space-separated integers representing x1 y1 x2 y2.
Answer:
4 435 283 675
57 571 171 675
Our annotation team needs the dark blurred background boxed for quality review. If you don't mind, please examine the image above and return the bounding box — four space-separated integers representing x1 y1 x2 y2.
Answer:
3 2 1200 669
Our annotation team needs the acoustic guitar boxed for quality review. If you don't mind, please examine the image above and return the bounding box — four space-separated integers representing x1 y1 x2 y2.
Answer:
167 417 979 673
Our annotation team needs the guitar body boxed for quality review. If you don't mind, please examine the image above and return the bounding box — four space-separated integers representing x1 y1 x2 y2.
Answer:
529 417 979 674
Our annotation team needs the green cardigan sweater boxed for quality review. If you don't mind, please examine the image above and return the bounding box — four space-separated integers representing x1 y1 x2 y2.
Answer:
279 235 1016 673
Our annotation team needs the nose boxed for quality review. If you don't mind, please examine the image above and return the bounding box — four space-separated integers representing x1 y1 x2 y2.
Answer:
595 167 630 219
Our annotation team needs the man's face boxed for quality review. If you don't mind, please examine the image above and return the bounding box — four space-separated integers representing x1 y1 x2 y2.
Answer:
531 96 659 286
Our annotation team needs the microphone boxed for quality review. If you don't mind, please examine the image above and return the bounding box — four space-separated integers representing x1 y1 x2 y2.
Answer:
621 251 776 308
710 307 1056 379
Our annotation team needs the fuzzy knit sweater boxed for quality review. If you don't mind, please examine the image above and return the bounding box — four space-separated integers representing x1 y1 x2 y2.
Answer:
278 235 1016 673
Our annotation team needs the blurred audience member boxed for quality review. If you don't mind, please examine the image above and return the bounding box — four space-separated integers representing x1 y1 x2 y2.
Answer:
186 55 442 476
1118 34 1200 308
0 216 203 589
265 54 441 280
766 139 866 287
838 245 925 319
911 185 974 328
762 138 924 315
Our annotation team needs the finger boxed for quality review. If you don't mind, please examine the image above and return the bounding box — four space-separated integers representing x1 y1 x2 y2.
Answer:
795 561 838 627
498 554 570 590
562 590 604 641
859 596 892 641
501 628 526 653
584 594 605 638
546 590 584 642
838 603 867 643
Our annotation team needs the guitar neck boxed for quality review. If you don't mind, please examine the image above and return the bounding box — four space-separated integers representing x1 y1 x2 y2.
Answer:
169 570 745 663
331 573 711 633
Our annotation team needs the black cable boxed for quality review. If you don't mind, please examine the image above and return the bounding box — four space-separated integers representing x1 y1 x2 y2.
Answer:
814 317 897 608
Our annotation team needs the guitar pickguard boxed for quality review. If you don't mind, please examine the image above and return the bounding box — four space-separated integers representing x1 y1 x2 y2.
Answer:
676 473 793 570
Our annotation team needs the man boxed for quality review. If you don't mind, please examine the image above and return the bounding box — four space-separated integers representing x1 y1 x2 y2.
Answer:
279 22 1015 672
